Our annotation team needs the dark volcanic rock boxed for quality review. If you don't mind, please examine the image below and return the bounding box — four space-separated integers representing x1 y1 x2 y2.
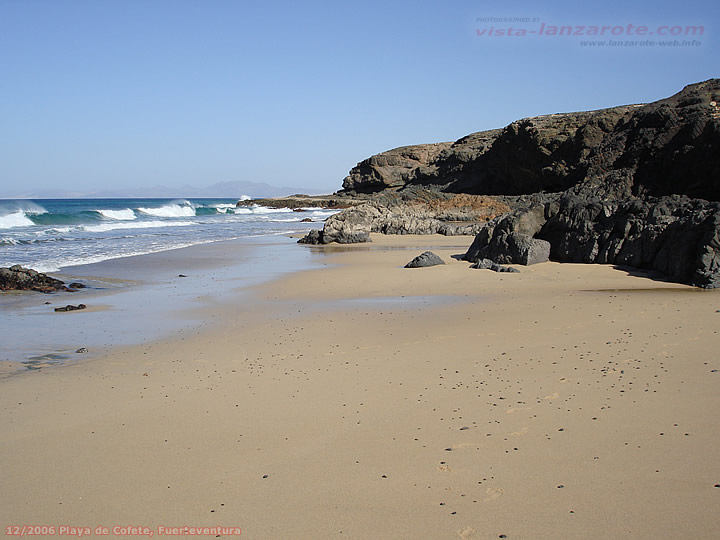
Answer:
405 251 446 268
340 79 720 201
464 194 720 287
470 259 520 273
0 265 67 293
54 304 87 312
341 108 636 196
311 79 720 286
297 227 370 245
466 231 550 266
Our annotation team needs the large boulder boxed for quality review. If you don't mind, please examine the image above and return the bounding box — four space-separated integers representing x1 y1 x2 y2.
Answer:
405 251 445 268
465 231 550 266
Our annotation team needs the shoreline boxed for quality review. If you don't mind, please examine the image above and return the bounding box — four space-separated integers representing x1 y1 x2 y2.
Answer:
0 234 321 372
2 234 720 538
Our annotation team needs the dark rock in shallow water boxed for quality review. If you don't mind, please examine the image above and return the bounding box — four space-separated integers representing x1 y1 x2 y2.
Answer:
298 229 323 244
68 282 85 289
0 265 67 293
54 304 87 312
405 251 446 268
298 228 371 245
470 259 520 273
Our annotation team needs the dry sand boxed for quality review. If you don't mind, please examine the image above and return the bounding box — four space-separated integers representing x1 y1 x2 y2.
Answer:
2 234 720 539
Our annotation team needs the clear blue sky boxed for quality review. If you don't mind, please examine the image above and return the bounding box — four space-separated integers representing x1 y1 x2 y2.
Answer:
0 0 717 196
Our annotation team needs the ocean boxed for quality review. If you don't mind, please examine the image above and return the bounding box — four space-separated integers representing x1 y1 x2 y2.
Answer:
0 197 338 367
0 198 335 272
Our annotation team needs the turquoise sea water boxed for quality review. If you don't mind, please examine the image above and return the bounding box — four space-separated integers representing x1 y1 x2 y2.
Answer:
0 198 335 272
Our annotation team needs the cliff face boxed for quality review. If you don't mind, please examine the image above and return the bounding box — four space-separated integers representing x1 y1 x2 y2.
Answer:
341 79 720 201
578 78 720 200
303 79 720 287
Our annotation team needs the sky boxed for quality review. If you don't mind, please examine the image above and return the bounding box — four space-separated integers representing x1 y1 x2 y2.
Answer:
0 0 717 197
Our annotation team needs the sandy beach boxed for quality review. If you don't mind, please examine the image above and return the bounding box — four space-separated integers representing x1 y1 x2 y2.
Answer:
2 234 720 539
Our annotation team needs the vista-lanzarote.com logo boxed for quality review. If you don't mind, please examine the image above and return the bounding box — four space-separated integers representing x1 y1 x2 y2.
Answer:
475 17 705 47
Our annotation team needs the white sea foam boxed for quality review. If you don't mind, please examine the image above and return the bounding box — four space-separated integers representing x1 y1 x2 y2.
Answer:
137 202 196 218
230 205 294 215
32 239 220 272
247 230 303 238
308 209 340 219
253 206 294 214
97 208 137 220
83 220 195 233
0 210 35 229
43 226 73 234
22 204 47 215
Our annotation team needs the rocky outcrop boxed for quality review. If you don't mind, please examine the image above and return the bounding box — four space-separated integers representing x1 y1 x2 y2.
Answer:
341 79 720 200
464 194 720 287
405 252 445 268
298 191 510 244
0 265 72 293
342 143 454 192
305 79 720 287
576 79 720 201
341 108 637 195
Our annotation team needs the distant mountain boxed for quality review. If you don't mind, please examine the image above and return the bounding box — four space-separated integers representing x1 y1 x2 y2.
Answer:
1 180 329 199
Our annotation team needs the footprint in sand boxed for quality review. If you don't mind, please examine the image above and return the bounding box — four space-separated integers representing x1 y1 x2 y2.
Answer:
457 527 477 539
437 464 452 472
543 392 560 400
483 487 504 502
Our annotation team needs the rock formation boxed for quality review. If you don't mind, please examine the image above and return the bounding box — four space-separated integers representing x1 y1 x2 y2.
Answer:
340 79 720 200
405 252 445 268
300 79 720 287
464 193 720 288
0 265 73 293
298 189 510 244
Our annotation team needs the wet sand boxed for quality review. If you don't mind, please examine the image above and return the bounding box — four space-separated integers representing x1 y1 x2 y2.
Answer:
0 235 319 369
2 234 720 539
